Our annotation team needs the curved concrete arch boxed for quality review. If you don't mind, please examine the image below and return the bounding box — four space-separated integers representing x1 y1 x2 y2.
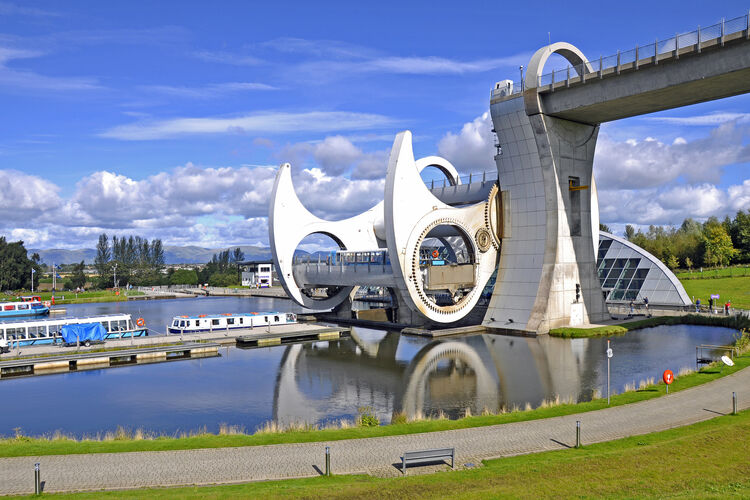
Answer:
268 163 381 310
385 131 499 323
415 156 462 186
524 42 593 90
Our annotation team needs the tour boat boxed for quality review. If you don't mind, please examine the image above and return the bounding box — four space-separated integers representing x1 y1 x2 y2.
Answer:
0 299 50 318
0 314 148 347
167 312 297 334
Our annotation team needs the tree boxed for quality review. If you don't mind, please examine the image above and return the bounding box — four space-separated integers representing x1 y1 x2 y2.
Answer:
666 254 679 270
702 222 736 267
95 234 110 276
0 237 37 291
231 247 245 263
685 257 693 271
169 269 198 286
208 271 238 287
599 223 612 233
70 261 87 289
624 225 635 241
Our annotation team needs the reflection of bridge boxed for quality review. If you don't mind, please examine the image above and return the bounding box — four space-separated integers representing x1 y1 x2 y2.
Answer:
270 13 750 333
271 329 591 425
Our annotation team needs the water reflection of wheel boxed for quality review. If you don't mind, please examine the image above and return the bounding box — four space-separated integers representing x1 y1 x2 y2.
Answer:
401 341 497 418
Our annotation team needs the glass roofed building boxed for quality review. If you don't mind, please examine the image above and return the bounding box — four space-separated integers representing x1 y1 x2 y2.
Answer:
597 232 691 306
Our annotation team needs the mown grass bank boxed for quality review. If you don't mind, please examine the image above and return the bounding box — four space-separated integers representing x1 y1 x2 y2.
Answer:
10 408 750 499
3 342 749 458
549 313 750 338
680 276 750 310
0 290 145 305
676 265 750 279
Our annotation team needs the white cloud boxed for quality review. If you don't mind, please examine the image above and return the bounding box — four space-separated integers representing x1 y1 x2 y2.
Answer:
437 112 496 173
365 55 527 75
646 112 750 126
0 2 60 17
100 111 397 140
0 170 61 219
0 44 101 92
192 50 264 66
140 82 277 99
594 122 750 189
313 136 362 176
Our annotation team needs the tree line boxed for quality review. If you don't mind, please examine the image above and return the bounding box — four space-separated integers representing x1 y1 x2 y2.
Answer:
167 247 245 287
603 210 750 270
94 234 165 288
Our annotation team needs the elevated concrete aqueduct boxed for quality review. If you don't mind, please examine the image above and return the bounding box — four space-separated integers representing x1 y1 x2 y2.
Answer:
270 15 750 333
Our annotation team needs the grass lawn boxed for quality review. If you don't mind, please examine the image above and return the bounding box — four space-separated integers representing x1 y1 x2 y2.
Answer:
550 314 750 338
676 266 750 279
10 409 750 499
3 350 748 458
0 290 145 305
680 276 750 310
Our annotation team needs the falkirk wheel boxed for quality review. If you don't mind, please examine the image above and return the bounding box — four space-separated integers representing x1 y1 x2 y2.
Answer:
269 130 503 327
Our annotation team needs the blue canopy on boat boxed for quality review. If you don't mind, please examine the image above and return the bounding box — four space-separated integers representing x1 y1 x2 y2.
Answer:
60 323 106 343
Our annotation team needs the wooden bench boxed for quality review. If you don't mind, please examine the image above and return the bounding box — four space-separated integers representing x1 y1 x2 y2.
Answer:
400 447 455 475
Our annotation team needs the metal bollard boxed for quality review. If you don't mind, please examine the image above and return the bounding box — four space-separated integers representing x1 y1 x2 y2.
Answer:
575 421 581 448
34 462 41 495
325 446 331 476
733 392 738 415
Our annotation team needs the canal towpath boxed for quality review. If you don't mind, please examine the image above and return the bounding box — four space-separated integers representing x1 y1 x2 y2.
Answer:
1 364 749 495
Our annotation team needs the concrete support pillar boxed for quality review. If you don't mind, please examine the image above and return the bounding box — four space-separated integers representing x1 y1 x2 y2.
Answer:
485 95 607 333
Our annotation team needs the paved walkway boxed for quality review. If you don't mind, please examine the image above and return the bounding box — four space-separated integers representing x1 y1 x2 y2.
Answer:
2 368 749 495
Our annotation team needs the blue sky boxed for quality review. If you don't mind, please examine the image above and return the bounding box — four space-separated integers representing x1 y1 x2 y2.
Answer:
0 0 749 249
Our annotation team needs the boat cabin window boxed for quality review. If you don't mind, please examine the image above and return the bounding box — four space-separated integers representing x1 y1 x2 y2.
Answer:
212 319 220 326
3 305 14 311
227 318 234 325
48 324 62 336
172 320 179 327
274 315 279 322
239 318 243 324
17 304 29 310
118 319 128 330
195 320 200 327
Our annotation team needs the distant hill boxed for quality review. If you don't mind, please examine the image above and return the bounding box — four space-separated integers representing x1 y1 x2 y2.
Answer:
29 245 272 265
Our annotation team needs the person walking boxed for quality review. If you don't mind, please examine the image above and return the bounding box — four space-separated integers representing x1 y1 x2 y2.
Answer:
695 298 701 313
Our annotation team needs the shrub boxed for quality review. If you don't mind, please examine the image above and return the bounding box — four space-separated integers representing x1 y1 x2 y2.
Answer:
357 406 379 427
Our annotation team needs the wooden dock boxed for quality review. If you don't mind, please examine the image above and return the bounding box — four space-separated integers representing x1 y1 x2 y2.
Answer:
0 343 220 379
236 326 349 348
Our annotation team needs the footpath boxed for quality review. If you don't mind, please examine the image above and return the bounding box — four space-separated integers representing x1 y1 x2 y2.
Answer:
2 367 749 495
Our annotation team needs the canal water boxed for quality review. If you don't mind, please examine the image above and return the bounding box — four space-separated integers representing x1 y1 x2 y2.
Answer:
0 297 739 437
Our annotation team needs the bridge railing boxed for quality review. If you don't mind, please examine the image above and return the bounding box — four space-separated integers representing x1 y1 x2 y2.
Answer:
493 12 750 98
425 170 496 189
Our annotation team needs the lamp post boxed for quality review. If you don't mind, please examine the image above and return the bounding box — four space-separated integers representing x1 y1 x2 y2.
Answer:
519 65 524 91
31 268 35 293
113 263 118 289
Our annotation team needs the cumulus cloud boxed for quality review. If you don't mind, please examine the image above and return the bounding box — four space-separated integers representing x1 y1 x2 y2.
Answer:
594 121 750 189
313 136 362 176
278 135 390 179
437 112 496 173
0 170 61 219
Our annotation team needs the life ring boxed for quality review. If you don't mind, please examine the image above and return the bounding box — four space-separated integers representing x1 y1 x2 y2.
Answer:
432 249 439 258
136 317 146 327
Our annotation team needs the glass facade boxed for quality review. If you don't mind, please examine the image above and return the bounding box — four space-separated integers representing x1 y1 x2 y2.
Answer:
597 233 691 306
